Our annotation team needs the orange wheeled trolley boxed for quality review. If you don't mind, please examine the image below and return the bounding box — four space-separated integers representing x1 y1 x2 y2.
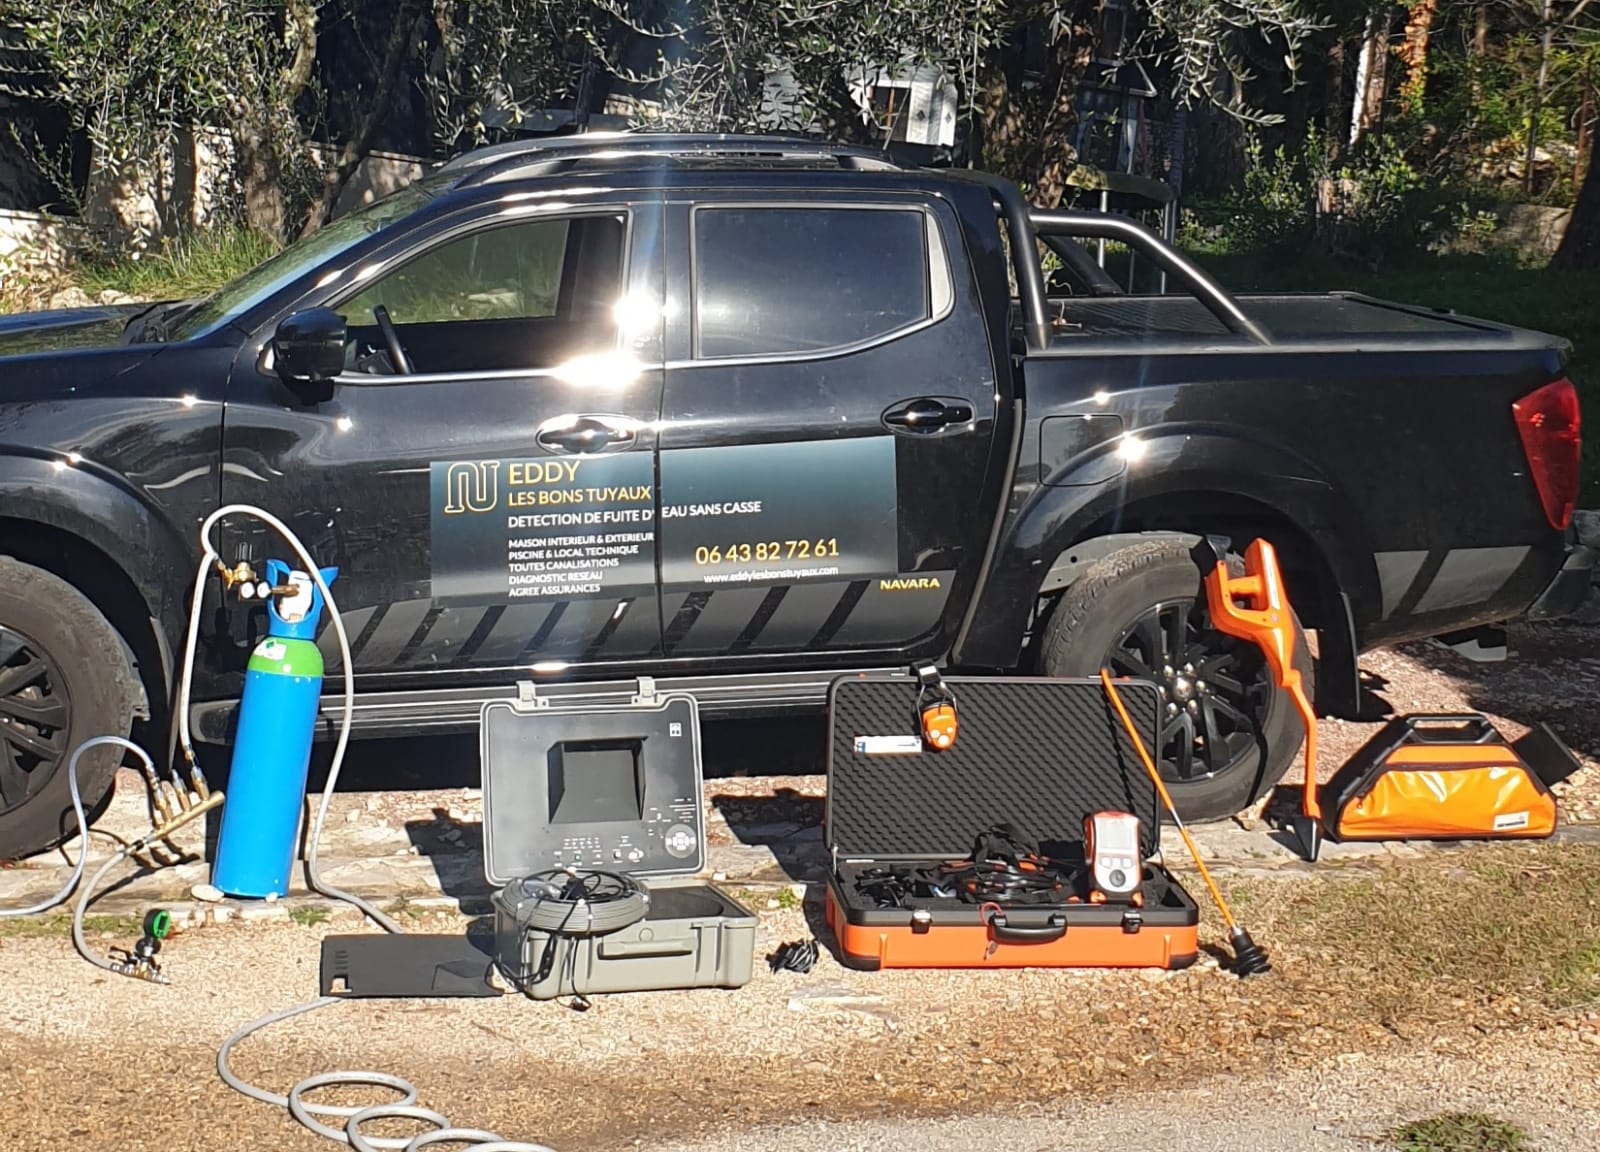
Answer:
822 672 1200 971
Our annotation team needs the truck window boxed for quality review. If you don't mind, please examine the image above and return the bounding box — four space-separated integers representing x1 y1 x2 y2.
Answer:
336 213 626 373
692 206 933 359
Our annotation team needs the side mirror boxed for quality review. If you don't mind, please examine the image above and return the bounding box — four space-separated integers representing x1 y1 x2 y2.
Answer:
272 308 347 398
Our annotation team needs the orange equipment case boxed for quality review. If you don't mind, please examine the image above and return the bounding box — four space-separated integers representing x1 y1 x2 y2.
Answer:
1322 713 1580 843
822 672 1199 971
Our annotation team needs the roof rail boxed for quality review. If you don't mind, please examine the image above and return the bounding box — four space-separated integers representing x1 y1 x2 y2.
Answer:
443 132 904 187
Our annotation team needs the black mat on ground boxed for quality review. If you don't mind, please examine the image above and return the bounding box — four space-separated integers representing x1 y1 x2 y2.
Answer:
319 934 501 998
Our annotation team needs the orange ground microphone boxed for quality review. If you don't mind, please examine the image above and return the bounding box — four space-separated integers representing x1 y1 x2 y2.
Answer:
1194 536 1322 861
1100 669 1271 978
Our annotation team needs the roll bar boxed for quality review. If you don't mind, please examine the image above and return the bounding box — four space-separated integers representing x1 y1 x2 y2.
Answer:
942 170 1271 351
1031 210 1272 346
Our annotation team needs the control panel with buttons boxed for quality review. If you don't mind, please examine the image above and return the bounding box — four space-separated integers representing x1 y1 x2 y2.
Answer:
481 691 707 884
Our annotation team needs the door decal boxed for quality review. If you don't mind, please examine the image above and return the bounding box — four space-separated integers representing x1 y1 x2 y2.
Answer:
428 455 656 606
658 437 899 592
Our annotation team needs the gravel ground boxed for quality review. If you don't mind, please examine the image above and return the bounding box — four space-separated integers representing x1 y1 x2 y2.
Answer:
5 621 1600 1150
5 846 1599 1152
643 1037 1600 1152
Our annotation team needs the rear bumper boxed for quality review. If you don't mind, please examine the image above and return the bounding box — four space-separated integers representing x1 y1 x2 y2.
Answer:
1525 540 1597 620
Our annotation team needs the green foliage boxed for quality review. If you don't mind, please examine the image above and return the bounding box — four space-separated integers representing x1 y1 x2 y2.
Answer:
1206 125 1462 263
1388 1112 1528 1152
341 217 569 324
1 2 313 182
76 225 282 303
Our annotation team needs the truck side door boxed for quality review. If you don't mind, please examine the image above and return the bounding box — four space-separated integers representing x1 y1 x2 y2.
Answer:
221 194 666 680
655 190 1000 664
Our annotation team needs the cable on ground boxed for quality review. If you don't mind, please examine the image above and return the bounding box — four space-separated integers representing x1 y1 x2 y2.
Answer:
198 506 560 1150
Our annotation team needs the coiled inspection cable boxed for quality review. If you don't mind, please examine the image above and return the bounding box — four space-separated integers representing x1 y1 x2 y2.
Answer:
202 506 559 1151
505 869 651 935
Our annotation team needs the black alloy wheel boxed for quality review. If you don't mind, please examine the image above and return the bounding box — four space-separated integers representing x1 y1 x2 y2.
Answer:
1106 599 1273 788
0 623 71 816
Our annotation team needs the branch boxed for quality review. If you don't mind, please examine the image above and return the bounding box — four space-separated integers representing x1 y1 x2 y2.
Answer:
301 0 425 237
283 0 320 106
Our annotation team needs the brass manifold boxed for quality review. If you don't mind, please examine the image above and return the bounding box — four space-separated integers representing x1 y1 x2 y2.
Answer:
215 559 298 601
128 788 225 860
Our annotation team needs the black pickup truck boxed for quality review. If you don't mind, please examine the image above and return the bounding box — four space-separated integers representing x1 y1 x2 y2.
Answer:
0 132 1587 860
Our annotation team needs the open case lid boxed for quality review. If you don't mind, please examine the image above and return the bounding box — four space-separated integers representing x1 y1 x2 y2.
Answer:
825 673 1164 861
479 684 705 887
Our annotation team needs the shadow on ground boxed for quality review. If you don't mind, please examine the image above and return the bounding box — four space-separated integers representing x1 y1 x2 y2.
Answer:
338 717 833 895
1389 623 1600 761
708 788 826 884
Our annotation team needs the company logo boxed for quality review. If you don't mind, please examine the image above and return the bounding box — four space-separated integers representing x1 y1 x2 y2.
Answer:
442 461 501 515
878 577 942 592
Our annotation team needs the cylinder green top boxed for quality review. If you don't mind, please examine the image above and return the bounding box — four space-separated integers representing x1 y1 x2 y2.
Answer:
246 635 325 679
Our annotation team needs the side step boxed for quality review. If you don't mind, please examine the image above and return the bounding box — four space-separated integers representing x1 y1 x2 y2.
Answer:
188 667 883 744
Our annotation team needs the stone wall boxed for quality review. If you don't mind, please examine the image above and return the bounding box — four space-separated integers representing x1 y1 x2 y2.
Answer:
1486 203 1571 258
0 145 430 285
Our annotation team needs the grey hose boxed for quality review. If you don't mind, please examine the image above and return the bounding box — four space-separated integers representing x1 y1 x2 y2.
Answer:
202 507 555 1151
0 736 147 921
218 996 557 1150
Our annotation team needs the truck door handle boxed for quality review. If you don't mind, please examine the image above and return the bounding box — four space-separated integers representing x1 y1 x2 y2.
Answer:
535 413 640 455
882 398 975 434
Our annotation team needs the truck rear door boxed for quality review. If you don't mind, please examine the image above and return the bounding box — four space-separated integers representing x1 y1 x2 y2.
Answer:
655 188 1001 664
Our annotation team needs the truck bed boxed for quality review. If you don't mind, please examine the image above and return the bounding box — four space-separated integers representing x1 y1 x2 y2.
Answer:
1042 291 1557 351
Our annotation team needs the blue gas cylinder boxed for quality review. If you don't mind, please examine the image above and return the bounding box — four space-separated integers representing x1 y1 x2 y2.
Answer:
211 561 339 899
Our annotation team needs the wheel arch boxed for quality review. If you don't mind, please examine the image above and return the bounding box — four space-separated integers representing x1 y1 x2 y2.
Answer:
0 514 174 743
1036 497 1360 716
956 431 1375 716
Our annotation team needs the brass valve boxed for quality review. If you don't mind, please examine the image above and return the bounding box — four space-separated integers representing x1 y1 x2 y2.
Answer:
215 560 257 591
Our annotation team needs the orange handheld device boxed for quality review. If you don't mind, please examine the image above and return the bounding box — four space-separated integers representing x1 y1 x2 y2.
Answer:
1193 536 1322 860
1083 811 1143 906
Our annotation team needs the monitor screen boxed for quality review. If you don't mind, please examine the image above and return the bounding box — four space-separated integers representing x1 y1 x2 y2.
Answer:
547 739 645 825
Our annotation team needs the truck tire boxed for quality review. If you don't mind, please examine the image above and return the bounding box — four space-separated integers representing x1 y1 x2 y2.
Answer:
0 557 139 861
1036 536 1314 823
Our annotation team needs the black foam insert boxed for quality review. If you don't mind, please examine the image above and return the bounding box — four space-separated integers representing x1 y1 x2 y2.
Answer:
826 675 1163 859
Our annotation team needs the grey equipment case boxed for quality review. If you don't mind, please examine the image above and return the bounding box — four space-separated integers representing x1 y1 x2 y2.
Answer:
481 678 756 999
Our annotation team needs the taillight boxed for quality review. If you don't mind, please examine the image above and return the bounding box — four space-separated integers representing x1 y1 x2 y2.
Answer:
1513 377 1582 531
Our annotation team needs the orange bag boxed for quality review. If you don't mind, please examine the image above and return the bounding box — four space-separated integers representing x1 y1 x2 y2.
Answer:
1323 714 1579 842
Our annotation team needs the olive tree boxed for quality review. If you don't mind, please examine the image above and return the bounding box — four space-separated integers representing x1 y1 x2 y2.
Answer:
1 0 326 240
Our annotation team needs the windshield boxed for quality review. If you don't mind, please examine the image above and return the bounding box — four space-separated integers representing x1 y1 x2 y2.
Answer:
168 183 437 341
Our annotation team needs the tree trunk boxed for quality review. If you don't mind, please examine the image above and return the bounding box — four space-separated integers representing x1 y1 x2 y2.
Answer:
1469 3 1488 112
231 0 318 243
300 0 425 237
1325 38 1346 159
1350 8 1392 148
1028 0 1104 207
1552 137 1600 268
1349 16 1373 147
1579 83 1595 187
236 122 286 241
1399 0 1435 116
1526 0 1555 196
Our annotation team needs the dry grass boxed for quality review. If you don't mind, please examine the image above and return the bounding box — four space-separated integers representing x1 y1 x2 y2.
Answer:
1233 843 1600 1015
